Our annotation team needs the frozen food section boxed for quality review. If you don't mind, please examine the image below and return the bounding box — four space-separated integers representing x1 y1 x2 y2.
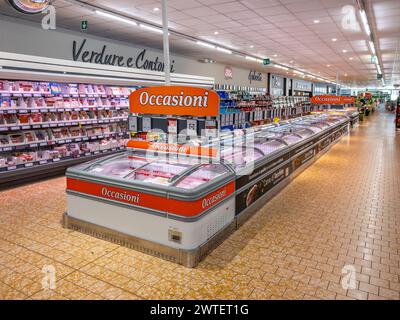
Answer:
64 113 351 267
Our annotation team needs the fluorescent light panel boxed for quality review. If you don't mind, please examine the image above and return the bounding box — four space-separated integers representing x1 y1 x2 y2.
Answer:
273 64 289 71
139 24 163 34
196 41 215 49
95 10 138 26
245 56 257 62
368 41 376 55
359 10 371 36
216 47 232 54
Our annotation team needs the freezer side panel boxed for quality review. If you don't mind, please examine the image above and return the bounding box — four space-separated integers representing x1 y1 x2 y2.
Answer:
66 194 235 250
66 177 235 218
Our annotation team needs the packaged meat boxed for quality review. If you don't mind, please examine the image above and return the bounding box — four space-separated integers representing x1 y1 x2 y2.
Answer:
23 131 36 142
30 113 43 123
0 134 10 145
9 133 25 144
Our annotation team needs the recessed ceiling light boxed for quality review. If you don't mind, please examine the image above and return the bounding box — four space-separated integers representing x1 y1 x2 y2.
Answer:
250 45 254 48
331 38 337 42
349 57 353 60
313 19 320 24
153 7 159 12
342 49 347 53
344 74 348 77
327 64 331 67
273 54 278 57
290 60 294 63
214 31 219 35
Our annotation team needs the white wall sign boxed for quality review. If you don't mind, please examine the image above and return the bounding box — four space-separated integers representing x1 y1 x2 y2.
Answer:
293 79 312 92
248 70 263 84
72 39 176 72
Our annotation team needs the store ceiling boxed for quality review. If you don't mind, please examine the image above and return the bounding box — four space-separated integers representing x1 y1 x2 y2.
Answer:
1 0 399 88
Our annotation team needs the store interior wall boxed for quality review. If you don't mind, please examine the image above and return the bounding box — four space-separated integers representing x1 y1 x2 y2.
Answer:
0 16 268 89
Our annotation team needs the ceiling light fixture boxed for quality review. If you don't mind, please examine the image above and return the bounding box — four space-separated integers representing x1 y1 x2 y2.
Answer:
214 31 219 35
196 41 216 49
342 49 347 53
313 19 320 24
273 54 278 57
95 10 138 26
245 56 257 62
273 64 289 71
216 47 232 54
349 57 353 60
139 23 163 34
153 7 159 12
359 10 371 36
250 45 254 48
327 64 331 67
368 41 376 55
331 38 337 42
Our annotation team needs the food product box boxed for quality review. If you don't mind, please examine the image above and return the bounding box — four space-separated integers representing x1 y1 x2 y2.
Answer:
18 114 30 124
9 133 25 144
39 82 51 95
24 131 36 142
4 114 18 124
69 127 81 137
30 113 43 123
0 80 10 93
0 97 12 109
0 134 10 145
34 129 48 141
50 82 62 95
17 97 27 108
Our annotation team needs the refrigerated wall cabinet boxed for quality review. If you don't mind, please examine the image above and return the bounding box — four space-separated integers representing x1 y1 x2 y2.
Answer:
64 113 351 267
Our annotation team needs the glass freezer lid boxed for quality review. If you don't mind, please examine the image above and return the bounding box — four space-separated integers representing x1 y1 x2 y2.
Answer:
221 146 264 169
254 139 287 155
174 163 230 189
85 154 147 178
126 160 193 186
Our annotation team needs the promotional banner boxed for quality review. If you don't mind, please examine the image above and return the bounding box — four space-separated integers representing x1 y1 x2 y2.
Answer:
130 86 220 116
311 95 355 104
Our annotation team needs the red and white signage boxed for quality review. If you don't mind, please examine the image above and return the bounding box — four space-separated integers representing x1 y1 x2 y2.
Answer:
67 178 234 217
311 95 355 104
130 86 220 117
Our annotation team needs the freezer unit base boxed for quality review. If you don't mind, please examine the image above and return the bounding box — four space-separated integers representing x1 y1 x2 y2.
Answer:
63 212 236 268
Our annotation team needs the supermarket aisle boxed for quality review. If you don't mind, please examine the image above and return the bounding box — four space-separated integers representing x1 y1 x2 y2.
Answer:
0 110 399 300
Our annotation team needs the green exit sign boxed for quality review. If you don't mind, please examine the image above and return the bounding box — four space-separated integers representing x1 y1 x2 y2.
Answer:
263 58 270 65
81 20 88 31
377 74 383 80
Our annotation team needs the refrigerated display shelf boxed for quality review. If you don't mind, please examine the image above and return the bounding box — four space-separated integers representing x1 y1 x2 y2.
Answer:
0 132 129 152
0 105 129 114
0 117 128 132
0 147 125 188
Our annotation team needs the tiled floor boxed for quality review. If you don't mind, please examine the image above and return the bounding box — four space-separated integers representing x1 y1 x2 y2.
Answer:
0 109 399 300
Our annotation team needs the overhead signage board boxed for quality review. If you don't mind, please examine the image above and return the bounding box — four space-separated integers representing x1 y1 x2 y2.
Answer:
129 86 220 117
310 95 355 104
263 58 270 65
